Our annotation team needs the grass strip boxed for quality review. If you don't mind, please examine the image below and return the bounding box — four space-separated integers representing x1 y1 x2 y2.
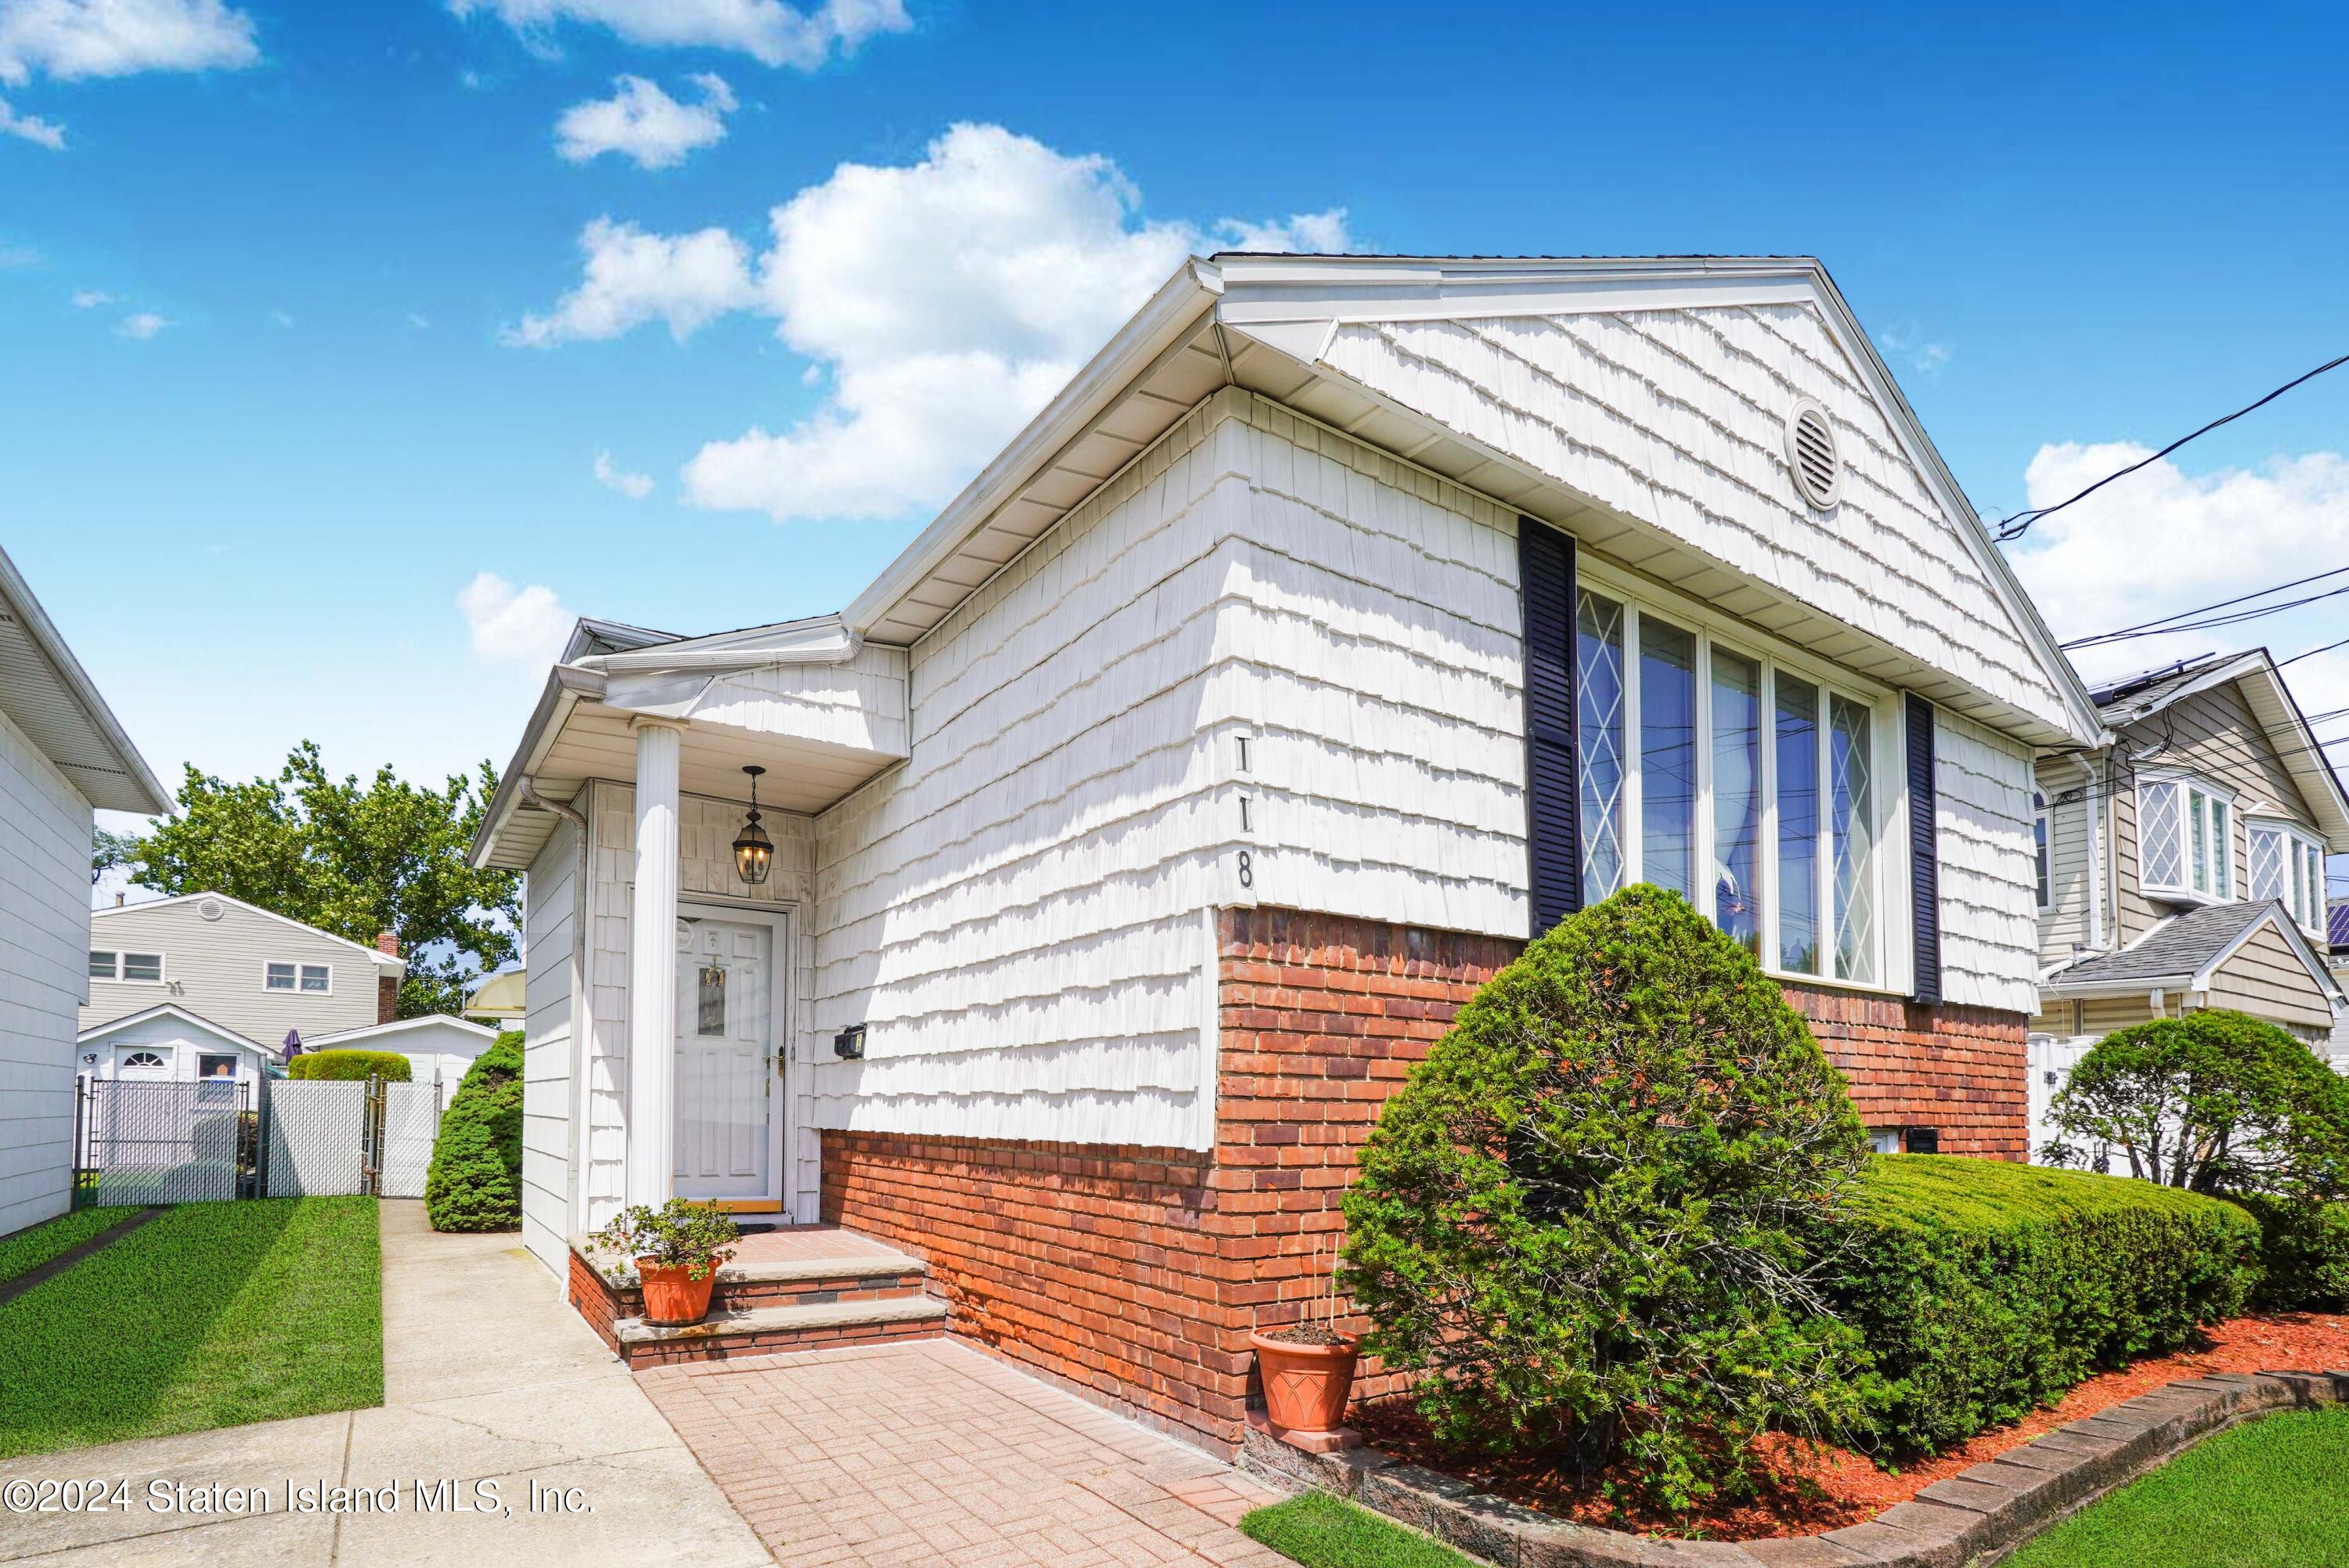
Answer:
0 1206 142 1285
1241 1491 1480 1568
2005 1405 2349 1568
0 1197 383 1458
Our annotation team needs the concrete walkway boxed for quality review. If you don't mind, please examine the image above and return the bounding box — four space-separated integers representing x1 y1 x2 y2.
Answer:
0 1201 770 1566
642 1339 1293 1568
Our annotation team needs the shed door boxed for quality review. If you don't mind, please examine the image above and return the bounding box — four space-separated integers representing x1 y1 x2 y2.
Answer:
673 917 776 1200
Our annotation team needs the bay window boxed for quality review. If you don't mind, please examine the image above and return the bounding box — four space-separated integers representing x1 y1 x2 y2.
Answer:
2250 820 2329 936
2137 778 2234 901
1575 581 1893 986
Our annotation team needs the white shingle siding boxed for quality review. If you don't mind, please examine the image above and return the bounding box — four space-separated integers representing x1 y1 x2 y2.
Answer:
0 701 93 1236
1932 710 2041 1015
690 642 909 757
1318 304 2068 734
519 813 578 1273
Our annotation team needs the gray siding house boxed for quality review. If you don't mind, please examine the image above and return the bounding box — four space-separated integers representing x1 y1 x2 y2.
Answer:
82 892 406 1047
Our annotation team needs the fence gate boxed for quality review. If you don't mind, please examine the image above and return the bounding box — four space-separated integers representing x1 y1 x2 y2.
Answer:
76 1080 254 1204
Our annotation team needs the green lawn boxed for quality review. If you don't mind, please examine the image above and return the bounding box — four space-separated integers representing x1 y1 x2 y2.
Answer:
0 1198 383 1458
0 1206 141 1285
2005 1407 2349 1568
1242 1491 1479 1568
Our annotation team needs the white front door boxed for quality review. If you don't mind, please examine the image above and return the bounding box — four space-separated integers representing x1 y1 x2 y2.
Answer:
673 914 778 1201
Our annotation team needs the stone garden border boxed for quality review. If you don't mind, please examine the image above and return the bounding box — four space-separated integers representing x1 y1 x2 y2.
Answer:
1240 1370 2349 1566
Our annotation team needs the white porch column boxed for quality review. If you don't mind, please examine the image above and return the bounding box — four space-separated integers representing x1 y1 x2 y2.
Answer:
624 717 685 1211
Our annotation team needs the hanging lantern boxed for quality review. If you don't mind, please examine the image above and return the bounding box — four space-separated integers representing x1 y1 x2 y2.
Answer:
733 765 775 885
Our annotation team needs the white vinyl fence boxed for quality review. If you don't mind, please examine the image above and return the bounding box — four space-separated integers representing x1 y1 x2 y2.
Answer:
78 1073 447 1204
264 1080 370 1197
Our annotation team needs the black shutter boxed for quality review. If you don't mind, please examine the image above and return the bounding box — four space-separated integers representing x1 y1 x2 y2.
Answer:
1521 521 1581 938
1905 692 1943 1004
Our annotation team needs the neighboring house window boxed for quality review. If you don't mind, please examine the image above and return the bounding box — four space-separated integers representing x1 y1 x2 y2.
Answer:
2138 778 2233 900
1576 582 1889 985
2033 791 2052 910
265 962 332 993
2250 821 2329 936
89 950 164 982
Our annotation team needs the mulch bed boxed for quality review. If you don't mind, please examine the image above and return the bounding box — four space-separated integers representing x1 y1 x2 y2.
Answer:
1350 1310 2349 1541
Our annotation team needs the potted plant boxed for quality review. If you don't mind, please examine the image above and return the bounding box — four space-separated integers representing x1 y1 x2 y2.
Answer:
1249 1235 1360 1436
592 1199 741 1326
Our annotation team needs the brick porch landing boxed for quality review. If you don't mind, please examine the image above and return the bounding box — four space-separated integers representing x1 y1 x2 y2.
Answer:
570 1224 947 1368
642 1339 1291 1568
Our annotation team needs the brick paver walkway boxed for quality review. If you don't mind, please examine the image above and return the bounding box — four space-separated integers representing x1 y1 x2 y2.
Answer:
641 1339 1294 1568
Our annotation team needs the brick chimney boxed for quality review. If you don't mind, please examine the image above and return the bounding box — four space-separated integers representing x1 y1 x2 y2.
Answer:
377 930 400 1023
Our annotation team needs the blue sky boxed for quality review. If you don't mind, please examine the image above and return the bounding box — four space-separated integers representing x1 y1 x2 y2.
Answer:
5 2 2347 873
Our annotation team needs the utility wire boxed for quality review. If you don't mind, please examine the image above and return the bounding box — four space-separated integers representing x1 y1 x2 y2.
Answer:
1994 351 2349 542
2281 635 2349 670
2060 565 2349 649
2065 581 2349 649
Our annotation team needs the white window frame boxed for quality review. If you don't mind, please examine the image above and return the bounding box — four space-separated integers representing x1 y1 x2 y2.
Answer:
89 950 167 985
1574 558 1904 994
2033 790 2053 912
2247 816 2330 938
262 961 334 995
2136 773 2236 905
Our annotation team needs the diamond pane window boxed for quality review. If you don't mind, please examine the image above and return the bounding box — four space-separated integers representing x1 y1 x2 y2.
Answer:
2251 824 2286 903
2189 788 2210 893
1830 695 1877 983
2140 782 2184 890
1575 589 1627 903
2210 801 2231 898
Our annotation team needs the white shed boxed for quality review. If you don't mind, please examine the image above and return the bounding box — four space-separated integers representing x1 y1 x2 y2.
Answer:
76 1004 275 1089
304 1014 502 1101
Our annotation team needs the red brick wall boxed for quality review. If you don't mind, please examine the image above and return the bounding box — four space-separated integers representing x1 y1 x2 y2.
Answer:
1788 984 2029 1157
823 906 2029 1452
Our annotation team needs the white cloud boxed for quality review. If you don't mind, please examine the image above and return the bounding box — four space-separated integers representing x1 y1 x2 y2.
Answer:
0 92 61 145
0 240 32 266
449 0 907 70
2001 441 2349 769
557 72 733 169
0 0 258 84
1876 323 1950 376
406 312 430 330
506 216 755 347
268 307 292 327
70 287 111 307
115 309 166 338
1212 208 1352 254
458 571 575 664
593 449 653 499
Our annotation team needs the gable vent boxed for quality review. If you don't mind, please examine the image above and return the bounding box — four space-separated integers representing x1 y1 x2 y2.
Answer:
1785 399 1842 509
197 897 226 921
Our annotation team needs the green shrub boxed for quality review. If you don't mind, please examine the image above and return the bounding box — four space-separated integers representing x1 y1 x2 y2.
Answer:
2234 1195 2349 1310
424 1031 522 1233
288 1050 412 1083
1342 886 1882 1516
1835 1155 2260 1453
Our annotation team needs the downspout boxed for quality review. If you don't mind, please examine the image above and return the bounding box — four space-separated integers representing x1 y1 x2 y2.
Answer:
520 777 589 831
2077 755 2105 952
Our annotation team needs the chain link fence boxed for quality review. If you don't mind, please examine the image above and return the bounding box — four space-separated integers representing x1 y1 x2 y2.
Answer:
76 1072 445 1206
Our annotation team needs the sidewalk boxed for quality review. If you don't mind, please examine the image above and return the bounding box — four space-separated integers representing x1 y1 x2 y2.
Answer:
0 1201 770 1566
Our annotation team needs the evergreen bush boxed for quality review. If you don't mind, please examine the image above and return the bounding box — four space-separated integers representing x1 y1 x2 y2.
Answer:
424 1031 523 1232
2235 1195 2349 1310
287 1050 411 1083
1835 1155 2260 1452
1341 885 1882 1515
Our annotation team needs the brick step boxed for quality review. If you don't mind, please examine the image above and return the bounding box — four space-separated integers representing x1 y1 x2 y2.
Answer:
706 1253 929 1312
612 1294 950 1368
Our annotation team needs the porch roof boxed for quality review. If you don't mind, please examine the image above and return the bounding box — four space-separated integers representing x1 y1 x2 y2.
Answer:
470 614 909 871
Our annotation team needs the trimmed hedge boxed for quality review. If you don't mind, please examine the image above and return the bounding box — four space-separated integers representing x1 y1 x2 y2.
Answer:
424 1031 522 1232
2235 1195 2349 1310
288 1050 411 1083
1836 1155 2261 1453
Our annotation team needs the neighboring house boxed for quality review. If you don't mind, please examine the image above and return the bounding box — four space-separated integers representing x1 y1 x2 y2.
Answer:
0 544 170 1236
463 968 525 1028
75 1004 274 1090
304 1013 500 1096
2329 900 2349 1071
82 892 406 1048
471 253 2105 1451
2029 651 2349 1152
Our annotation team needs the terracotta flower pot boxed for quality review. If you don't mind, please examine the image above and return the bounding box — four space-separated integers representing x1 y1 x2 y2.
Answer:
637 1258 718 1326
1250 1328 1360 1435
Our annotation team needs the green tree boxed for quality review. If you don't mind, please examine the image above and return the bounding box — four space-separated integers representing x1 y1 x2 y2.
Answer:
107 741 518 1018
2043 1010 2349 1199
1341 885 1883 1517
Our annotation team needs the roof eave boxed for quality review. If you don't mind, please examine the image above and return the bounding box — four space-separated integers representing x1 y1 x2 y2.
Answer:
469 662 607 869
0 544 171 815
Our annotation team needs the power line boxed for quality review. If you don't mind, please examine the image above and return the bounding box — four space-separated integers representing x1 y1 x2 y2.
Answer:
2059 565 2349 649
2281 635 2349 670
2065 580 2349 649
1994 351 2349 543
